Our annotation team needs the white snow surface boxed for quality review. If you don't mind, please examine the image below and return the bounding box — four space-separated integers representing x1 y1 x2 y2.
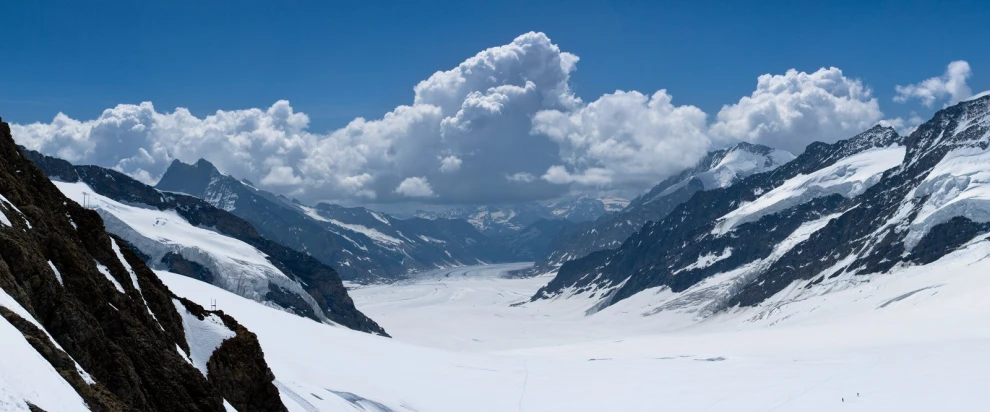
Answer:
0 287 93 410
0 192 30 228
907 143 990 248
47 261 63 286
326 219 402 245
53 181 327 320
172 299 237 375
651 145 795 202
714 146 905 235
0 315 90 412
96 262 125 293
698 146 796 190
161 236 990 412
675 248 733 274
301 205 403 245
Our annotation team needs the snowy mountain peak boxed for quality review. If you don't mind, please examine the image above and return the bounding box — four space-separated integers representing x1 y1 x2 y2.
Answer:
808 124 901 161
545 195 631 221
418 196 628 236
535 96 990 321
905 93 989 158
700 143 796 190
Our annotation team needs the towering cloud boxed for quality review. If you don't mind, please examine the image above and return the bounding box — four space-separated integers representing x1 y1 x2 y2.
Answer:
708 68 883 154
532 90 709 190
12 33 909 206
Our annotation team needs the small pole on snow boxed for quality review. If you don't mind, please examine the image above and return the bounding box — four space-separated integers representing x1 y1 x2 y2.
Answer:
211 299 216 311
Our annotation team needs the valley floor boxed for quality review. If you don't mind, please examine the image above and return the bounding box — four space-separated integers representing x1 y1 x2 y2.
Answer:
164 240 990 411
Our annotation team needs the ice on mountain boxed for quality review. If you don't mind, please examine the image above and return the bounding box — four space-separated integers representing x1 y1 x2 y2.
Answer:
47 261 63 286
327 219 403 245
172 299 236 375
96 262 125 294
52 181 329 321
714 146 905 235
907 145 990 249
674 248 733 274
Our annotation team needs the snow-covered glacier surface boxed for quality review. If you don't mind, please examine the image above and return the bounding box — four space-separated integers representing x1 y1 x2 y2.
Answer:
714 146 906 235
907 144 990 248
162 242 990 411
53 181 327 320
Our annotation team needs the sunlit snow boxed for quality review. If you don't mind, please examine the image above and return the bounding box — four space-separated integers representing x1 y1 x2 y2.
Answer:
163 234 990 411
714 146 905 235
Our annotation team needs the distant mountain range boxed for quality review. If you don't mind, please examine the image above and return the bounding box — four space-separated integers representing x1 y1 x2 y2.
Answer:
527 142 794 275
415 195 628 236
534 94 990 317
153 159 630 281
155 159 521 282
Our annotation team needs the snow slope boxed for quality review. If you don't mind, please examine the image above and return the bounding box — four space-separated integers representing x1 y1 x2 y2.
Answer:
0 289 90 412
53 180 328 320
689 144 795 193
165 244 990 411
0 316 90 412
908 141 990 248
714 146 905 235
172 299 237 375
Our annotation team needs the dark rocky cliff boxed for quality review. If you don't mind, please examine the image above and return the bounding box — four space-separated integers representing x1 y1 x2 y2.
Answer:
0 118 287 410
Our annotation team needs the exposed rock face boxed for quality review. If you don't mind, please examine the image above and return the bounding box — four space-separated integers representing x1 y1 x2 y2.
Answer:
529 143 793 276
157 159 513 282
539 96 990 315
175 297 287 412
0 118 286 410
496 218 582 262
536 124 905 311
728 95 990 307
23 149 387 336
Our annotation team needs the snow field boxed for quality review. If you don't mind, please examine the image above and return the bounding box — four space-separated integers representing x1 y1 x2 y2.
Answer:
165 232 990 411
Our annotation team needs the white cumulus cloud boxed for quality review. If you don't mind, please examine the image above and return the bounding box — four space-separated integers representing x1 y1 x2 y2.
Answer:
394 177 435 198
894 60 973 107
708 67 883 154
12 32 580 205
532 90 710 190
438 155 462 173
11 32 903 206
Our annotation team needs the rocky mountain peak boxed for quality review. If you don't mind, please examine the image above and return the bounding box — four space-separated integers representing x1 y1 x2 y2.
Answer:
1 118 287 410
158 158 225 196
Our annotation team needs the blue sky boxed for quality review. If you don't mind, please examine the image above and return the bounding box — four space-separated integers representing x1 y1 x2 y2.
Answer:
4 0 986 127
3 1 988 206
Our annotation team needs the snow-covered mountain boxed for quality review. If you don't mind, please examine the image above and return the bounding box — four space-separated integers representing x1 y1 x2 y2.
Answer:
416 195 628 236
545 194 630 222
416 203 556 235
537 95 990 318
530 142 794 274
23 150 386 334
7 97 990 410
165 251 990 411
156 159 514 281
0 120 288 410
